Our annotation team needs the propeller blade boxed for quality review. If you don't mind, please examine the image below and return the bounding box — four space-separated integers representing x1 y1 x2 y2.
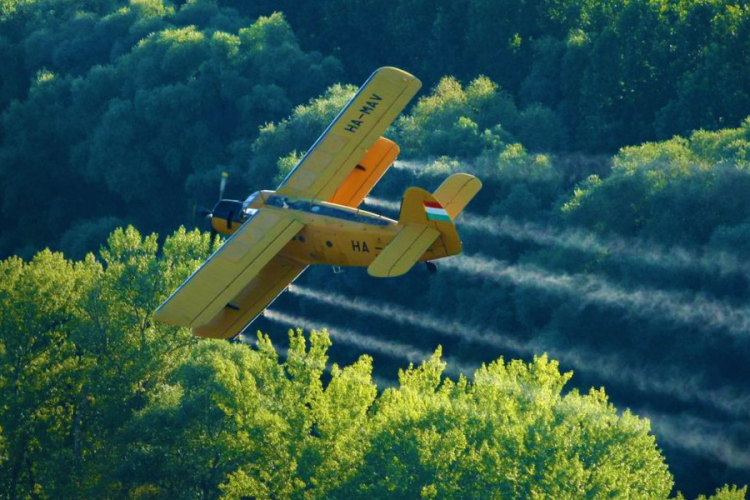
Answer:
219 171 228 200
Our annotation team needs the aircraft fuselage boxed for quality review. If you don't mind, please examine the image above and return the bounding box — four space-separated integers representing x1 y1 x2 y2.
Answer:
216 190 452 268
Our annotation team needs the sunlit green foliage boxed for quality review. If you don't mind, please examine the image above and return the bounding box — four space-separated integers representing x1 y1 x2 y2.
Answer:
0 226 210 498
562 120 750 244
2 1 750 497
340 352 672 500
693 486 749 500
395 76 560 158
0 225 747 499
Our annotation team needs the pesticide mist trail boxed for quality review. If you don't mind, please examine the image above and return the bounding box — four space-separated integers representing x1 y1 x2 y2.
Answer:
288 286 750 419
367 195 750 280
289 286 533 354
460 213 750 280
392 159 430 172
265 310 471 377
283 288 750 469
644 411 750 470
444 254 750 336
359 192 750 478
363 197 400 213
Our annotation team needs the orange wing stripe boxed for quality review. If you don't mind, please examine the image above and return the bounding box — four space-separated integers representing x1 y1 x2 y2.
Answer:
327 137 399 207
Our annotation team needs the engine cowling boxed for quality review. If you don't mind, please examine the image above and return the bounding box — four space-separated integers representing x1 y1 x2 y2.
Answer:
210 199 245 235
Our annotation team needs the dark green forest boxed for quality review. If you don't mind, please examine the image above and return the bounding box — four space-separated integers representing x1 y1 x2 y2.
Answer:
1 0 750 498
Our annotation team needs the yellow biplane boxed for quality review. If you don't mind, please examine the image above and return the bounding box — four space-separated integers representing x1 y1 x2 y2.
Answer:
153 67 481 339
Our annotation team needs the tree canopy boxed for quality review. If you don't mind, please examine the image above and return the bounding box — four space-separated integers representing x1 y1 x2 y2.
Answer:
3 0 750 258
0 3 341 259
0 226 735 499
2 0 750 497
1 227 747 499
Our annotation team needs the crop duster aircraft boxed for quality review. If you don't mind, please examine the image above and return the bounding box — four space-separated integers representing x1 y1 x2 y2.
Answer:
153 67 482 339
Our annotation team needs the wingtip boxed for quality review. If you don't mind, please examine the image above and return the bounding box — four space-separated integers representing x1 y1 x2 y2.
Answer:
152 304 191 327
374 66 422 88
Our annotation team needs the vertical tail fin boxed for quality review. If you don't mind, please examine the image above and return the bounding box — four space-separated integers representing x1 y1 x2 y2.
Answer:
398 187 461 255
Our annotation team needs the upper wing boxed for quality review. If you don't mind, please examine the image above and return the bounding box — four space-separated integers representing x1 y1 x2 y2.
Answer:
327 136 400 208
276 67 421 201
193 255 307 339
153 209 302 329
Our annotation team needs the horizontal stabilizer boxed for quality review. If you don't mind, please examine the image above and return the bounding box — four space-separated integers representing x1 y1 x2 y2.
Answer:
153 209 303 328
433 173 482 219
368 224 439 278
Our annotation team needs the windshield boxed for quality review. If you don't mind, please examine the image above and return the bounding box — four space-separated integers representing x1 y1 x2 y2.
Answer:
242 191 261 214
265 195 393 226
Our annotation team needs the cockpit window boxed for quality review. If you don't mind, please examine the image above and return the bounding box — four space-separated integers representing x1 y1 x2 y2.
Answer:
242 191 261 214
265 195 392 226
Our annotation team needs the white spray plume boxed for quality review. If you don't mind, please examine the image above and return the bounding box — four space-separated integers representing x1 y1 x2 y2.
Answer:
443 254 750 336
288 286 750 419
460 213 750 280
392 159 430 172
272 295 750 470
367 193 750 279
643 411 750 470
364 196 400 213
289 286 532 354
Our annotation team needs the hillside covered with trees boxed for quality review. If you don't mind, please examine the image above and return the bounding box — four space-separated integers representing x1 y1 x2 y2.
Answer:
1 0 750 498
0 229 744 498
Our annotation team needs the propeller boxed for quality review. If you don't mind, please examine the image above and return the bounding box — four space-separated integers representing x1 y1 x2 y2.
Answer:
196 171 232 244
198 171 247 245
219 171 228 200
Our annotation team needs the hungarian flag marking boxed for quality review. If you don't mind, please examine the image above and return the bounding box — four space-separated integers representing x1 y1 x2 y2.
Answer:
423 201 451 222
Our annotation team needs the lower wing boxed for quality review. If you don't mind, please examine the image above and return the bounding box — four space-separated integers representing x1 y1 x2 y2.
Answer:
153 208 303 330
193 255 307 339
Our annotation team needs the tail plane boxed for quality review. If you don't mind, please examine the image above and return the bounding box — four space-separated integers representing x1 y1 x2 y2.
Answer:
367 173 481 277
